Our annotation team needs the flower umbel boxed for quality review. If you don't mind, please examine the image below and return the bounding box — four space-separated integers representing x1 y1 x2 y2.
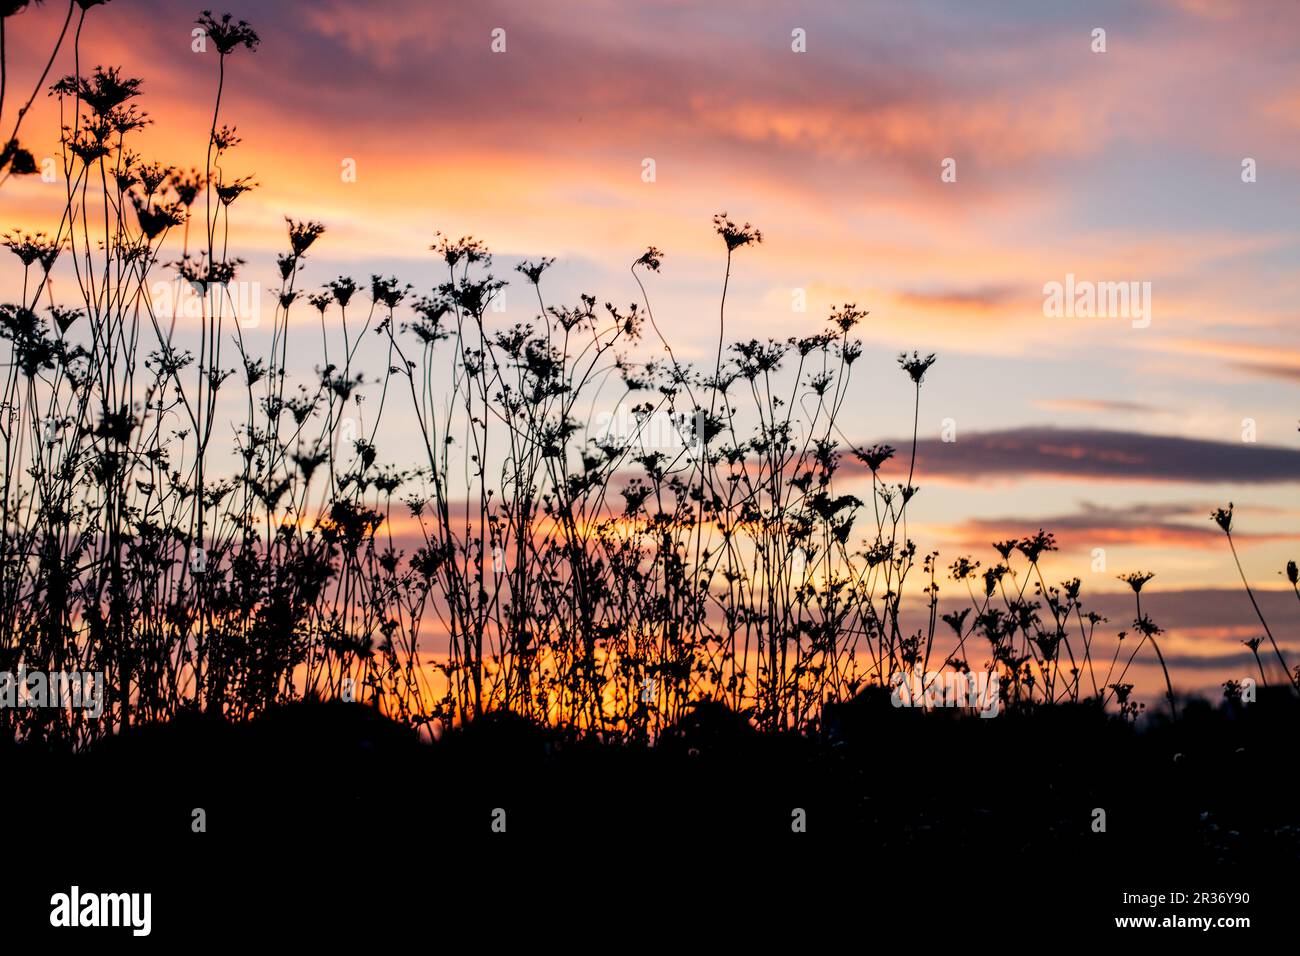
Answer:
1119 571 1155 594
712 213 762 252
1211 503 1233 534
898 351 937 385
197 10 261 55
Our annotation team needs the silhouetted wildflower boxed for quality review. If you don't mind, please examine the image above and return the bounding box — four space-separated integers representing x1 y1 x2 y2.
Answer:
898 350 937 385
432 233 489 269
516 257 555 284
829 303 867 332
3 230 60 270
0 138 37 175
197 10 260 54
370 274 409 309
942 608 970 636
633 247 663 272
53 65 142 116
215 175 256 205
211 124 241 151
1211 503 1233 534
285 218 324 256
49 305 81 334
137 161 171 197
173 168 204 206
131 194 185 239
1119 571 1154 594
328 276 358 308
856 443 894 473
713 213 762 251
1016 530 1057 563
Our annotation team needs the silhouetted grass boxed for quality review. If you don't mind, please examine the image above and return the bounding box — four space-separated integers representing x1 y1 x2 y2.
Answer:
1 5 1296 754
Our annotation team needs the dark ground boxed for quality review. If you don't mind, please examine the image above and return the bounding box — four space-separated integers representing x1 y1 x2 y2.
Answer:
2 692 1296 943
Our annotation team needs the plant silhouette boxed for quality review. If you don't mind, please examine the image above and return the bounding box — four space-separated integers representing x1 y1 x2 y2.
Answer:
1 5 1296 754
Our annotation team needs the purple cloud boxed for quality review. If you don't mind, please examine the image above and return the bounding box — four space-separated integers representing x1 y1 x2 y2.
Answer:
870 427 1300 484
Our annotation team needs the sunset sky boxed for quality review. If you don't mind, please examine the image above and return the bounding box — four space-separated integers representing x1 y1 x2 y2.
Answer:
4 0 1300 699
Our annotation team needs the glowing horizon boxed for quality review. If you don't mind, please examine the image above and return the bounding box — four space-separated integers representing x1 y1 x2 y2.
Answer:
3 0 1298 705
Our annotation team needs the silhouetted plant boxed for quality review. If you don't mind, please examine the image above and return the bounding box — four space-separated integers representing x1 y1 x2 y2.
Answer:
1 5 1268 749
1212 503 1298 692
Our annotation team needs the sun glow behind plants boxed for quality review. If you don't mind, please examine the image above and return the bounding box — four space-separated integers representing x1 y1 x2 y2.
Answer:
3 2 1300 940
3 3 1300 746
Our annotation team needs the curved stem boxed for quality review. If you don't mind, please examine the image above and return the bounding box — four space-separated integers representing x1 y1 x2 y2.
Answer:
1228 533 1297 691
